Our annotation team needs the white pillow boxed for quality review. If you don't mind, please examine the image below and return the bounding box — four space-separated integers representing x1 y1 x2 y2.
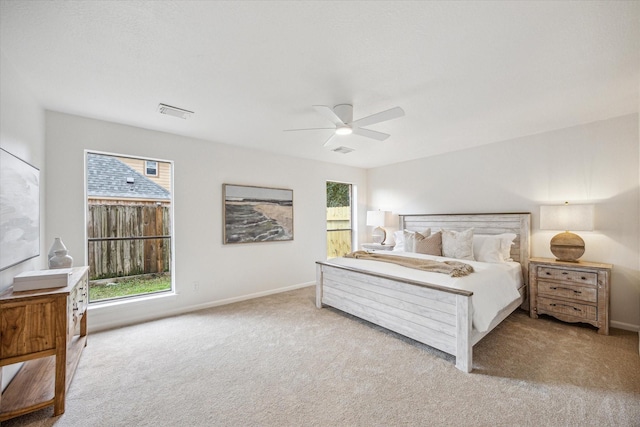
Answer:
441 228 474 260
402 228 431 252
498 233 517 261
473 235 504 263
473 233 517 262
392 230 405 252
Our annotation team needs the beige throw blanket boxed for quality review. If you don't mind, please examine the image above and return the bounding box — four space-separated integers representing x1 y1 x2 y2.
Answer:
344 251 474 277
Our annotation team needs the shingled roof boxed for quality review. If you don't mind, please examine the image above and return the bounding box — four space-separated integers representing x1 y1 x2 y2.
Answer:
87 153 170 200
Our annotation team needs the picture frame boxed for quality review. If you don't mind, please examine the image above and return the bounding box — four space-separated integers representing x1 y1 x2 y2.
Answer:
223 184 293 244
0 148 40 270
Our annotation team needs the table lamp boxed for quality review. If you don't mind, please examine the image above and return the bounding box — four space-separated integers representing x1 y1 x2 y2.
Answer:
540 202 594 262
366 210 388 244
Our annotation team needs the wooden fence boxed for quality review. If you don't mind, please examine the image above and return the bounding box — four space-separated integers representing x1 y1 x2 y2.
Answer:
327 206 351 258
87 204 171 280
327 230 352 258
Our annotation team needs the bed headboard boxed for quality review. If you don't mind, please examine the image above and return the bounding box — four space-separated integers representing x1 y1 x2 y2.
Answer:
399 213 531 285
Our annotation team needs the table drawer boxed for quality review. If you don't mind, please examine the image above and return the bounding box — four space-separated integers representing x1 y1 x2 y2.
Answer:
537 280 597 303
67 279 86 342
77 274 88 313
537 296 597 321
537 267 597 286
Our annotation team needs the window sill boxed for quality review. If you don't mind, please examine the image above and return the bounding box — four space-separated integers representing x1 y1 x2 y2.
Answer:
87 291 180 332
88 290 177 310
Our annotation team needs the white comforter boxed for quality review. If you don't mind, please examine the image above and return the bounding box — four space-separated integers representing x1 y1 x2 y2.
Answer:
326 251 523 332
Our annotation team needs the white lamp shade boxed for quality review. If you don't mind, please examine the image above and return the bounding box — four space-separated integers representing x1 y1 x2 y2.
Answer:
540 204 594 231
366 210 386 227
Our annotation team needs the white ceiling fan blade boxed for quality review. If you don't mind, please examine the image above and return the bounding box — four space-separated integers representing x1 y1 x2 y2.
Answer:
322 133 336 147
352 127 390 141
351 106 405 128
313 105 346 127
283 127 334 132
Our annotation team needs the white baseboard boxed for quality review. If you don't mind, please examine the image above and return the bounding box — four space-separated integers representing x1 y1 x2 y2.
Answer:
610 320 640 332
90 281 315 333
180 281 314 314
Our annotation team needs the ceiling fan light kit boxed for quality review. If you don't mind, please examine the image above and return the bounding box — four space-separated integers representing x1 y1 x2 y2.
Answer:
335 126 353 136
285 103 404 148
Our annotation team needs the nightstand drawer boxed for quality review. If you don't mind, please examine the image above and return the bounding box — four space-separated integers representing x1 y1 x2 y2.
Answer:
537 281 597 303
537 266 597 286
537 296 597 321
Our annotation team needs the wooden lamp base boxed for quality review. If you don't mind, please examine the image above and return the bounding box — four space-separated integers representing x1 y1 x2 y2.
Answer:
550 231 585 262
372 226 387 244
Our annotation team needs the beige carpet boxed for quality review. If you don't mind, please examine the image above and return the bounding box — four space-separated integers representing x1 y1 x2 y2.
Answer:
4 286 640 427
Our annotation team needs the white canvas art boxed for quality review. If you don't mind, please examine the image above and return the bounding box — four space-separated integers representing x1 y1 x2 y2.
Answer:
0 148 40 270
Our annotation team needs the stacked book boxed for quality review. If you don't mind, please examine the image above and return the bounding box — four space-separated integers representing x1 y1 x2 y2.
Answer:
13 268 73 292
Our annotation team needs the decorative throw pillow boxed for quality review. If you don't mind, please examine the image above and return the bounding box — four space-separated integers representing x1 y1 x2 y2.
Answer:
414 231 442 256
403 228 431 252
441 228 474 260
473 235 503 263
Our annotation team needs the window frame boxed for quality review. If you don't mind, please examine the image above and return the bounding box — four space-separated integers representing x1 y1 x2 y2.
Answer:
84 150 175 305
145 160 158 177
326 181 354 259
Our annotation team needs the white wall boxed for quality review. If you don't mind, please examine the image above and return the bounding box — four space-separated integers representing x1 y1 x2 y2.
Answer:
368 114 640 330
0 52 47 289
45 111 367 331
0 51 46 389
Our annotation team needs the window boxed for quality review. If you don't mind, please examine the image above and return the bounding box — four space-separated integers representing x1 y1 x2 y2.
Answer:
326 181 352 258
145 160 158 177
86 152 173 303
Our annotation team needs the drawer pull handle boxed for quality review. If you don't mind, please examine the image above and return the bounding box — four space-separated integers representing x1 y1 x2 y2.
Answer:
550 286 581 294
581 277 587 280
549 303 581 312
545 272 551 275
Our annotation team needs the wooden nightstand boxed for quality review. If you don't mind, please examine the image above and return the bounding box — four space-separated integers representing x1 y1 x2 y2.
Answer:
529 257 612 335
361 243 395 251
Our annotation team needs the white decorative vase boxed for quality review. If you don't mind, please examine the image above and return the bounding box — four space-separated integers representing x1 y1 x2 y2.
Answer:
48 238 67 261
49 249 73 269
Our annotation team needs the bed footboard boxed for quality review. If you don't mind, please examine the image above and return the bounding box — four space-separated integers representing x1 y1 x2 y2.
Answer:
316 262 473 372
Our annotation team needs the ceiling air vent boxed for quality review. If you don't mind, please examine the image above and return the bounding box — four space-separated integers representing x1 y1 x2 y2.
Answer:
157 103 194 119
332 146 355 154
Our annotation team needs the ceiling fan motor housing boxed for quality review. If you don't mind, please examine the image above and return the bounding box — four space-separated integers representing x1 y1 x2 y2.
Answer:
333 104 353 124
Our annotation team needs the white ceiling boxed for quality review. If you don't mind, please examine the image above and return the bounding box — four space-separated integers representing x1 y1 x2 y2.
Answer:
1 1 638 169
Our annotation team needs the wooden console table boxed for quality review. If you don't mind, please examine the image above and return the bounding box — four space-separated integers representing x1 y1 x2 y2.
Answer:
0 266 89 421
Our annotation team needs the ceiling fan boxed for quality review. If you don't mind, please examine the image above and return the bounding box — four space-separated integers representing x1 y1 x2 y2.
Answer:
284 104 405 147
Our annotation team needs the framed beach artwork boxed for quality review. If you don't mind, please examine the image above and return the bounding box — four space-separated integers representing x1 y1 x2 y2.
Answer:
223 184 293 244
0 148 40 270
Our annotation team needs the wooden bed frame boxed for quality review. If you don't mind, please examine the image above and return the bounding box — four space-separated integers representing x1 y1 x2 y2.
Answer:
316 213 531 372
